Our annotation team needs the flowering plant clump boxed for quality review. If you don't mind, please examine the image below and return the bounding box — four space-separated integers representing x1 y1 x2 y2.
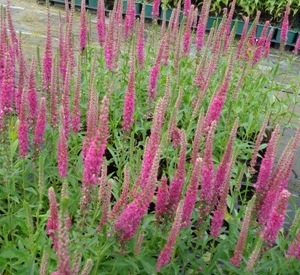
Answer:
1 0 300 273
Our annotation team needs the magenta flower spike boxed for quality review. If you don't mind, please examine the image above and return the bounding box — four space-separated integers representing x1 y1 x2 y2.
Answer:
6 0 19 58
1 51 15 114
196 0 211 50
71 61 81 133
96 0 106 47
263 28 274 58
79 0 88 52
83 95 109 186
152 0 161 19
183 0 191 17
18 90 29 157
236 16 249 58
210 155 234 238
62 65 71 138
199 122 217 216
122 56 135 132
33 97 47 148
287 227 300 259
50 59 58 128
294 35 300 55
280 3 290 46
104 14 114 71
181 157 202 227
42 5 53 92
136 8 145 69
223 0 236 52
124 0 135 38
115 147 161 241
253 125 280 196
27 58 38 123
156 201 183 272
147 61 160 100
230 195 256 267
214 119 238 198
57 125 68 178
262 189 290 243
47 187 59 249
15 39 26 115
203 68 231 131
155 177 169 222
168 131 187 213
182 5 194 57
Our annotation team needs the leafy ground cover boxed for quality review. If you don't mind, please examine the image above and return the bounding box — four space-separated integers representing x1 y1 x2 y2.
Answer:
1 0 300 274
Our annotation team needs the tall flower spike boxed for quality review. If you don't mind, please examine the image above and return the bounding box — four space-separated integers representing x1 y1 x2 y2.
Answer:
249 114 270 173
230 195 257 267
210 154 235 238
1 51 14 114
71 60 81 133
27 58 38 124
79 0 87 52
182 5 194 57
83 95 110 186
155 177 169 222
196 0 211 50
214 119 239 198
223 0 236 52
152 0 161 20
191 110 204 165
50 59 58 128
287 226 300 259
122 53 135 132
16 38 26 115
183 0 191 17
262 189 290 243
168 131 186 213
33 98 47 149
104 13 114 70
98 179 113 232
253 125 280 196
294 35 300 55
156 200 183 272
110 165 131 221
18 89 29 157
237 16 249 58
182 158 202 227
115 147 161 241
47 187 59 249
57 124 68 178
199 122 217 218
280 3 290 47
6 0 19 58
97 0 106 47
62 64 71 138
124 0 135 37
42 4 53 92
136 8 145 69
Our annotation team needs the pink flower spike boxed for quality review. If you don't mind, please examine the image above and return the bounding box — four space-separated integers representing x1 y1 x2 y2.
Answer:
96 0 106 47
155 177 169 222
181 158 202 227
122 56 135 132
47 187 59 249
79 0 88 52
156 201 183 272
147 62 160 100
42 5 53 92
262 189 290 243
57 125 68 178
18 90 29 157
33 98 47 148
152 0 161 19
280 3 290 46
